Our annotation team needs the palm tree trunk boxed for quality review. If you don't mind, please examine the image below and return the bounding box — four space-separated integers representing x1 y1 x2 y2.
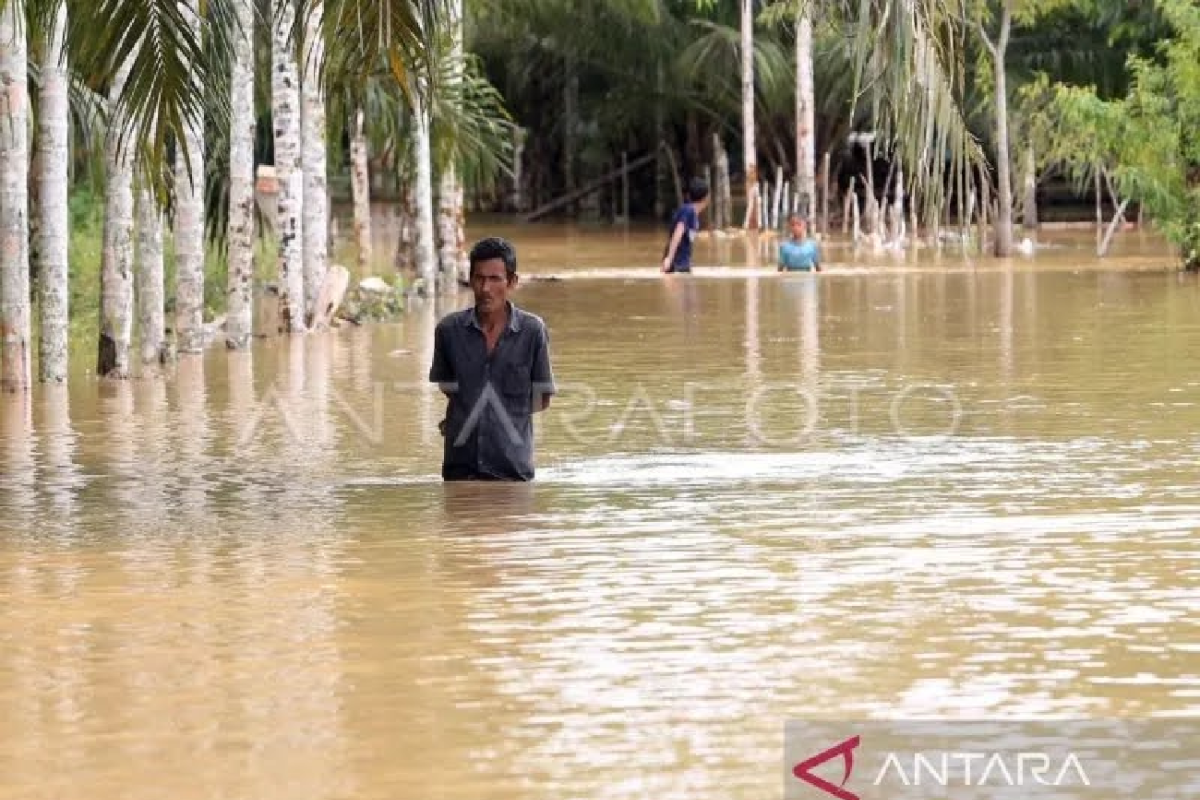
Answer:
99 57 135 378
302 0 328 321
0 3 30 391
38 4 70 383
741 0 759 230
226 0 256 349
136 184 167 366
175 0 207 353
413 94 438 295
394 175 416 273
437 0 467 290
795 7 815 218
350 107 372 275
437 167 466 289
273 0 306 332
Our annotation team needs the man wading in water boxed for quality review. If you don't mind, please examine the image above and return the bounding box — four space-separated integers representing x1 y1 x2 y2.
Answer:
429 237 557 481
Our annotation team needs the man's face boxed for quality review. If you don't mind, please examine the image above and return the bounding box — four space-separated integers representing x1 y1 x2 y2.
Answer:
790 217 807 238
471 257 514 314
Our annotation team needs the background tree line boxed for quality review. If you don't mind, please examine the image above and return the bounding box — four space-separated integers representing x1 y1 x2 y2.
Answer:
1 0 1196 394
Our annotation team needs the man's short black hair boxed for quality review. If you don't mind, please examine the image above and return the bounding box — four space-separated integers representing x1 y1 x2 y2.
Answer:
687 177 710 203
469 236 518 278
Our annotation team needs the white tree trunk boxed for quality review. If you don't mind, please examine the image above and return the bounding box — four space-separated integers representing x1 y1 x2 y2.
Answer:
436 167 466 289
989 2 1014 257
273 0 306 332
38 4 70 383
437 0 468 289
226 0 256 349
136 184 167 366
301 0 328 321
892 163 906 242
413 95 438 295
714 133 731 229
741 0 759 230
350 107 372 274
394 177 416 273
795 8 815 219
1022 142 1038 229
0 4 30 391
175 0 207 352
510 127 526 212
99 57 135 378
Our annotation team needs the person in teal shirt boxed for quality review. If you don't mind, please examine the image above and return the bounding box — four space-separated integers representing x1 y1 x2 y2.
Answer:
778 213 821 272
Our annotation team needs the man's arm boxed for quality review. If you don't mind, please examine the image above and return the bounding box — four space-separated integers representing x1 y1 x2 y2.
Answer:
531 324 556 412
428 323 456 395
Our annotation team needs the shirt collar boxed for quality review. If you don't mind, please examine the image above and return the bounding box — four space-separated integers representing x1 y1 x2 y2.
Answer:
463 300 521 332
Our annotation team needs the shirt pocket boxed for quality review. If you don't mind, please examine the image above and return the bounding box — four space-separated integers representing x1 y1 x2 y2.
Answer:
499 363 531 414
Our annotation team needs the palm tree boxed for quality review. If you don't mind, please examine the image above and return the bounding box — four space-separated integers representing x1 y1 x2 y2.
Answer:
225 0 256 349
175 0 207 352
349 106 372 273
274 0 306 332
136 171 167 366
38 2 70 383
98 56 135 378
795 1 814 217
0 1 30 391
412 88 437 294
301 0 328 321
436 0 467 289
741 0 759 229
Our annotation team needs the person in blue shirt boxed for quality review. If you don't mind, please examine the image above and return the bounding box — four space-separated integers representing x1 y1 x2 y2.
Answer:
778 213 822 272
661 178 710 273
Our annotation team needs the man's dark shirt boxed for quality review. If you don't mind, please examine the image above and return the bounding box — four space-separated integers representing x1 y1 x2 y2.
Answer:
662 202 700 272
428 302 556 481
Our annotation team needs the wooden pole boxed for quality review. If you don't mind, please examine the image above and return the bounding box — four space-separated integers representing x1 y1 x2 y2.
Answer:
843 175 854 235
820 151 831 235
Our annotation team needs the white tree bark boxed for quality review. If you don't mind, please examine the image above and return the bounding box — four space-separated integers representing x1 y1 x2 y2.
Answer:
413 94 438 295
437 167 466 289
394 176 416 273
1022 143 1038 229
301 0 328 320
99 57 135 378
983 2 1014 256
136 184 167 366
741 0 759 230
273 0 306 332
0 4 30 391
226 0 256 349
175 0 207 352
437 0 468 289
510 127 526 213
38 3 70 383
795 7 815 219
349 107 372 274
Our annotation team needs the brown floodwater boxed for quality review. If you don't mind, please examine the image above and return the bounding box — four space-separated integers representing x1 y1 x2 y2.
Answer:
1 224 1198 800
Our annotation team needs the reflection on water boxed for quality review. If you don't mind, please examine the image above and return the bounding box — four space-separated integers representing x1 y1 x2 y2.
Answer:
1 228 1199 799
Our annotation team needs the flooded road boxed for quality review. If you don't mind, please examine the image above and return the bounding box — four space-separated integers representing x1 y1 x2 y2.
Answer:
1 227 1199 799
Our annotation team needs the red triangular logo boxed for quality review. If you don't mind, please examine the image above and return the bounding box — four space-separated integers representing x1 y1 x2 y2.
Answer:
792 735 861 800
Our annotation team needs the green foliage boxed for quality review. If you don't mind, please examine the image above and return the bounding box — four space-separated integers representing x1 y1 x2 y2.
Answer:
62 185 278 344
1021 0 1200 268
